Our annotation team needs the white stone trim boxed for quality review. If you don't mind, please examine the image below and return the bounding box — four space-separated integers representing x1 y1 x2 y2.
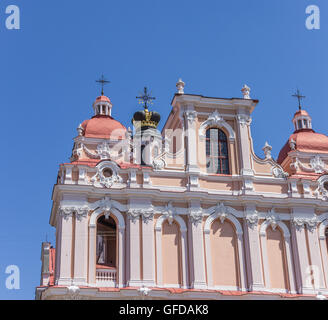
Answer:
155 215 188 288
199 110 236 142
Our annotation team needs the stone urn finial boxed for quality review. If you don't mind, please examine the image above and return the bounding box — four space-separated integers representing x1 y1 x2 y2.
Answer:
241 84 251 99
176 78 185 94
262 141 272 159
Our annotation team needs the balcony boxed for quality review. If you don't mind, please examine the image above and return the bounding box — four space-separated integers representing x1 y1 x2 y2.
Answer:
96 265 117 287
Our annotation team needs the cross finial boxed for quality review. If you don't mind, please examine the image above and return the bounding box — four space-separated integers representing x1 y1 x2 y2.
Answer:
292 89 306 111
136 87 155 109
96 74 111 96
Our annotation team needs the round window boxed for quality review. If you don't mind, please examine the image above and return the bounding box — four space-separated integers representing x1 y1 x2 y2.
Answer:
102 168 113 178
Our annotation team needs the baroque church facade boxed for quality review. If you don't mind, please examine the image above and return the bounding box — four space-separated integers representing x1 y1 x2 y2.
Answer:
36 79 328 300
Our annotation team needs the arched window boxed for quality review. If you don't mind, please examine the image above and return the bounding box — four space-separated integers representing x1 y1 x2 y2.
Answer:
206 128 230 174
96 216 116 267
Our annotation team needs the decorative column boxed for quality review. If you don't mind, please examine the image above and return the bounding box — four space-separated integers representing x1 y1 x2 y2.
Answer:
184 108 199 172
188 201 207 289
305 219 326 292
236 111 254 193
88 223 97 285
319 220 328 289
73 206 89 285
291 208 313 294
244 206 265 291
140 204 155 286
127 210 142 286
117 226 125 287
57 207 74 286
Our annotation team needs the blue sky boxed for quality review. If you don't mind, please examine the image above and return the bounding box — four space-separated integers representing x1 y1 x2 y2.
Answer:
0 0 326 299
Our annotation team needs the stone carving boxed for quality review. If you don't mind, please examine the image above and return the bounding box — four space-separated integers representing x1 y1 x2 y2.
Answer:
77 124 84 136
184 111 197 124
162 201 176 225
138 286 151 296
98 197 113 219
241 84 251 99
289 139 296 150
292 156 328 174
66 285 81 300
292 217 318 232
237 114 252 127
127 208 154 223
214 203 228 223
266 209 280 230
70 143 83 161
176 78 185 94
75 206 89 221
83 142 111 160
189 207 203 225
245 211 259 229
310 156 326 174
91 162 123 188
59 206 89 221
262 141 272 159
272 166 289 178
59 207 74 220
199 111 236 142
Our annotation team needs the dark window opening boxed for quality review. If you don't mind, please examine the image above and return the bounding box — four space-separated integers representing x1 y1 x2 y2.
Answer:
96 216 116 267
206 128 230 174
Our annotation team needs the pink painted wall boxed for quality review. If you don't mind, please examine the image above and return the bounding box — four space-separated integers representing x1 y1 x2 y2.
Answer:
266 227 289 290
210 220 239 287
162 221 181 285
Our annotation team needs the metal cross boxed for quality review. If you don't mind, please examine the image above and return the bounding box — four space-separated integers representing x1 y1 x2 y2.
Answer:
96 74 111 96
136 87 155 109
292 89 306 111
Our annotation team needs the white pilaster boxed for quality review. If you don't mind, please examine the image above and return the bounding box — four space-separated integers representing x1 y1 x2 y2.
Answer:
73 214 88 285
141 218 155 286
188 201 206 289
88 225 96 285
236 111 254 193
57 212 73 286
244 207 265 291
127 217 142 286
117 227 125 287
184 107 199 172
306 226 326 291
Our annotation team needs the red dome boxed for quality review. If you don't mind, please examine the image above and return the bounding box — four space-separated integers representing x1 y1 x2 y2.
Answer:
95 95 111 103
81 115 126 139
278 129 328 164
293 109 310 118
